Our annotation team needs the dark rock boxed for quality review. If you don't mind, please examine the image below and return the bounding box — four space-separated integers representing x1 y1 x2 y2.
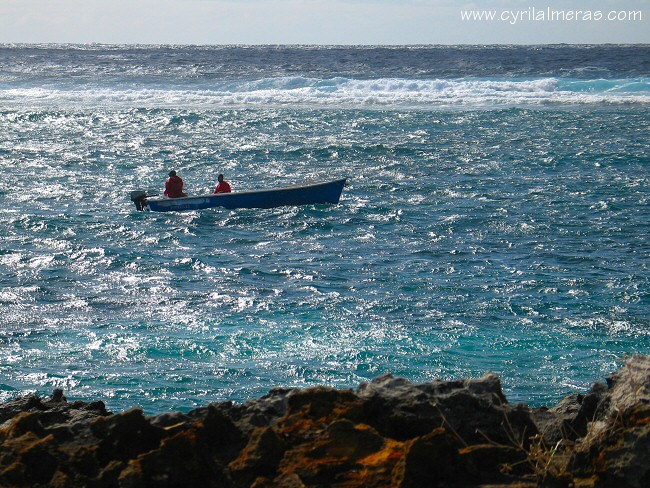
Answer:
285 387 359 421
3 411 48 438
199 403 246 461
582 403 650 488
1 355 649 487
312 419 384 461
219 387 296 438
0 394 46 424
601 355 650 420
149 410 189 429
119 430 232 488
538 472 574 488
560 355 650 486
531 390 602 447
458 443 530 482
230 427 286 487
1 432 60 486
90 408 164 462
252 472 306 488
276 419 386 486
68 445 101 478
48 388 67 403
357 372 538 447
392 427 462 487
94 459 125 486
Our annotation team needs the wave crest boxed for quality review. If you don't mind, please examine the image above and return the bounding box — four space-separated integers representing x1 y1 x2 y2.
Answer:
2 77 649 109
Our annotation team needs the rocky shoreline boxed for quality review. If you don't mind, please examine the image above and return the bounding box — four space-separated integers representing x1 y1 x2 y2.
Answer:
1 356 649 487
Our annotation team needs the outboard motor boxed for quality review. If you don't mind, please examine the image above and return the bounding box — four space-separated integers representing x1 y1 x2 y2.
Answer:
130 190 149 211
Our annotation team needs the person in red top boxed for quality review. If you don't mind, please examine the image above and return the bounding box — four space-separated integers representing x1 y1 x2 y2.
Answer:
214 174 232 194
164 170 187 198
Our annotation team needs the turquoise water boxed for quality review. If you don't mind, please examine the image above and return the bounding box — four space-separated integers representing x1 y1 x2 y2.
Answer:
1 45 649 413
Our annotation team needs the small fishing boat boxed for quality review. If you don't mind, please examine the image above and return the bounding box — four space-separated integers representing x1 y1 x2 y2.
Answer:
131 178 347 212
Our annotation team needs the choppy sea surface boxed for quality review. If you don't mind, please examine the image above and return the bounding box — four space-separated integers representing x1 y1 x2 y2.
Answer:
1 45 648 413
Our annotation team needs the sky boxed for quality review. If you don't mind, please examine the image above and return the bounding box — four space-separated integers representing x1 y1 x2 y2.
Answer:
0 0 648 45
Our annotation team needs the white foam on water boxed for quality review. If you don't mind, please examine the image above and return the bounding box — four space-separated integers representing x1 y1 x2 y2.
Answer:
2 77 649 109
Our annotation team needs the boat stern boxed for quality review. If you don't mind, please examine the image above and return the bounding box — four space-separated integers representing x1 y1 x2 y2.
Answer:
130 190 149 211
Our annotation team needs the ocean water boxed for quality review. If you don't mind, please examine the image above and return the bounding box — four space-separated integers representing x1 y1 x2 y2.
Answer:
1 44 649 413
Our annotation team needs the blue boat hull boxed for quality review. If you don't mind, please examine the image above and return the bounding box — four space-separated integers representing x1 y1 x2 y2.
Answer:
136 179 346 212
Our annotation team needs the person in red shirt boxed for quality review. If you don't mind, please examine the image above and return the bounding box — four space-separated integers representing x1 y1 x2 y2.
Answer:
214 174 232 194
164 170 187 198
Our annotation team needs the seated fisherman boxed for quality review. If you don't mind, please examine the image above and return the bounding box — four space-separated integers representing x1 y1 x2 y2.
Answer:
214 174 232 194
164 170 187 198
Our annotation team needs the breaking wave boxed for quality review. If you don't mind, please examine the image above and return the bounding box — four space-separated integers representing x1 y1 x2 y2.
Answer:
2 77 649 109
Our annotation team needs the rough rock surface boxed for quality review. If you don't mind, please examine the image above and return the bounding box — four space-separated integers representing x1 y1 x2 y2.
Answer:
1 355 649 487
